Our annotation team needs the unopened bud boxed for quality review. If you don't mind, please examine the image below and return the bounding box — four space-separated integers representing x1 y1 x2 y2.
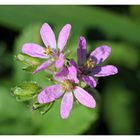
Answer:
32 102 54 115
16 53 41 65
11 82 41 101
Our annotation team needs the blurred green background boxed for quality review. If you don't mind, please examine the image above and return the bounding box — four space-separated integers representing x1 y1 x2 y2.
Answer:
0 5 140 135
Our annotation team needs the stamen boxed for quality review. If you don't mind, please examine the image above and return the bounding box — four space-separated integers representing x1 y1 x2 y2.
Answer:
86 58 95 69
44 47 52 55
61 80 74 92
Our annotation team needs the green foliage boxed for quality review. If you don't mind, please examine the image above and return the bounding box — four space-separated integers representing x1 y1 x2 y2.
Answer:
0 42 13 74
0 6 140 45
37 100 98 134
0 5 140 135
103 80 135 134
130 5 140 22
0 86 36 134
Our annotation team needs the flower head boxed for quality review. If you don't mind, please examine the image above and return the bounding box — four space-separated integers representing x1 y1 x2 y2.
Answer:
38 61 96 119
22 23 71 74
76 36 118 88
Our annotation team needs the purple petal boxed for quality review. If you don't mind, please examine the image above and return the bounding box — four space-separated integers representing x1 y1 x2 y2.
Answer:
22 43 47 58
40 23 56 50
67 64 79 83
77 36 87 65
74 86 96 108
82 75 97 88
54 61 79 83
92 65 118 77
90 45 111 64
54 67 69 82
55 53 65 68
32 59 53 74
60 92 73 119
38 85 63 104
69 60 78 69
58 24 71 52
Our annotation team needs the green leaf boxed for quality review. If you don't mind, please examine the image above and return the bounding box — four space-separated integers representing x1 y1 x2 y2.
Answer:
0 6 140 45
11 81 41 101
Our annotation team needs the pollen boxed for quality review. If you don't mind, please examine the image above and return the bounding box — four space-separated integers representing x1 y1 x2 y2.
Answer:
61 80 74 92
86 58 95 69
44 47 52 55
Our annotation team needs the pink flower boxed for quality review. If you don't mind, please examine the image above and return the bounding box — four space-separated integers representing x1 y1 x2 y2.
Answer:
22 23 71 74
76 36 118 88
38 61 96 119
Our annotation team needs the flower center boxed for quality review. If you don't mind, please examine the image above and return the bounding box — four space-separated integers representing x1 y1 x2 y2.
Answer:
61 80 74 92
55 55 59 60
86 58 95 69
44 47 52 55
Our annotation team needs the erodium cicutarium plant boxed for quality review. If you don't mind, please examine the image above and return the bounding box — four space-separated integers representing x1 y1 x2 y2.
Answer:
12 22 118 119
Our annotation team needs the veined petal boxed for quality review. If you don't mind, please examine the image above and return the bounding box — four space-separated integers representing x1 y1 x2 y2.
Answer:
22 43 47 58
38 85 63 104
58 24 71 52
74 86 96 108
82 75 97 88
55 53 65 68
32 59 53 74
90 45 111 64
67 63 79 83
40 23 56 50
77 36 87 65
92 65 118 77
60 92 73 119
54 67 69 82
54 61 79 83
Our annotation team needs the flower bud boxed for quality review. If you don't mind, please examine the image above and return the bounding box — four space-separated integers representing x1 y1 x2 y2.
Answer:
16 53 41 65
11 82 41 101
32 102 54 115
15 53 42 72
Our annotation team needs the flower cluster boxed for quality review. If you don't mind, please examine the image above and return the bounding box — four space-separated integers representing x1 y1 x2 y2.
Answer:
16 23 118 119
